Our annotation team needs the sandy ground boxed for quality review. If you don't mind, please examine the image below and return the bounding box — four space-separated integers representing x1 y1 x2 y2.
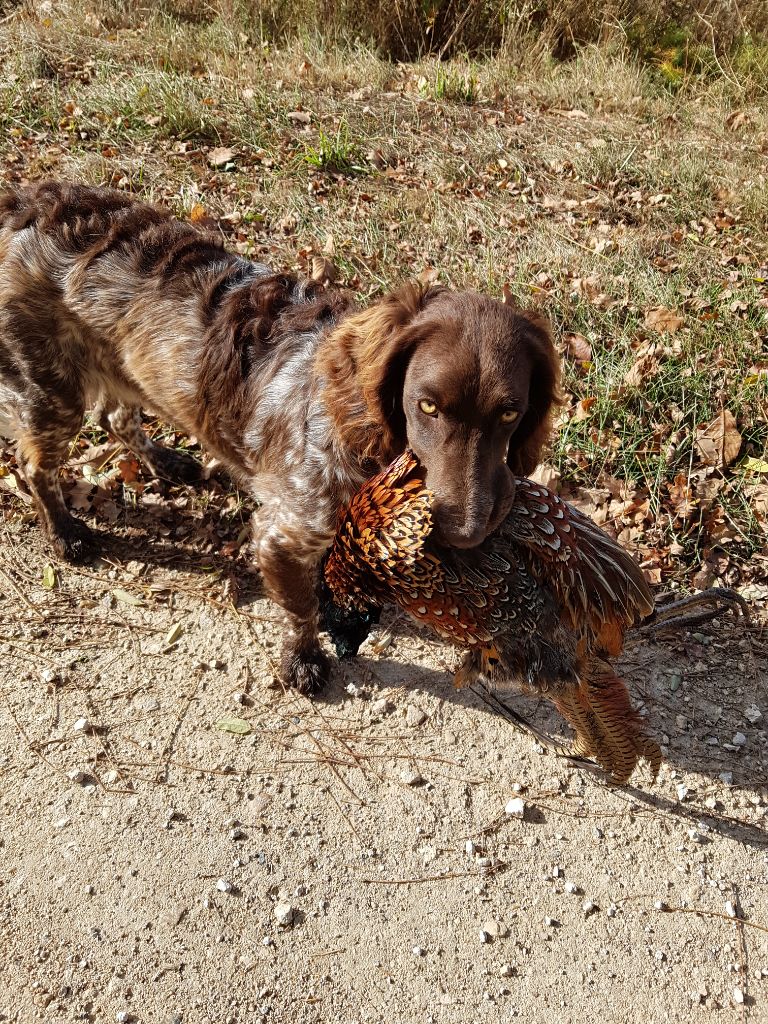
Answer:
0 503 766 1024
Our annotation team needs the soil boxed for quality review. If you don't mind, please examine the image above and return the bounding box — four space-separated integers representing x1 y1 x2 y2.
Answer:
0 505 766 1024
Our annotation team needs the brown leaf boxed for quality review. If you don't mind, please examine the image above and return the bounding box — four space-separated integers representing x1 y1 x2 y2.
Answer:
667 473 695 522
645 307 684 333
287 110 312 124
418 266 439 286
310 255 337 284
624 352 659 388
573 397 596 421
694 409 742 468
189 202 207 222
564 333 591 361
208 147 237 168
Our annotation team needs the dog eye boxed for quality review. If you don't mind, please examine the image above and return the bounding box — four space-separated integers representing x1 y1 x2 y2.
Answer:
500 410 519 424
419 400 438 417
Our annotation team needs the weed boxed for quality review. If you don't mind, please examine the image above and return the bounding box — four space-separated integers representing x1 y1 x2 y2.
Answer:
303 118 365 174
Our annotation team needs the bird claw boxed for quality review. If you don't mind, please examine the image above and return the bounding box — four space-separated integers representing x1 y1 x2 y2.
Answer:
639 586 750 635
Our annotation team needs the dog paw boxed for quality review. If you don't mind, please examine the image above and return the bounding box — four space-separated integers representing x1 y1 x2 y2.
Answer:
50 516 97 563
280 644 330 695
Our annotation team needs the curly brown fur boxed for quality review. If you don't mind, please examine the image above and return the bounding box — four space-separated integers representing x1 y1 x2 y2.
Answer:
0 181 558 691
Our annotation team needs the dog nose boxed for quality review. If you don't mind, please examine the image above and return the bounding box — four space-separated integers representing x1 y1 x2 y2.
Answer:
432 502 490 549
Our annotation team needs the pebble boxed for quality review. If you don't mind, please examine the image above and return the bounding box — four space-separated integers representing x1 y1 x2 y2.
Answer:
216 878 233 894
479 930 491 944
400 769 424 786
676 784 689 802
733 987 745 1005
482 919 508 939
582 900 597 917
273 902 295 926
607 904 617 918
544 917 559 928
499 964 516 978
72 717 91 733
41 667 60 686
230 827 246 841
732 732 747 747
412 946 425 956
564 882 579 895
504 798 526 819
744 705 762 724
371 698 392 715
725 900 737 918
345 683 363 698
261 936 274 946
67 769 88 784
655 950 666 961
116 1014 131 1023
719 771 734 785
653 901 668 911
405 705 427 728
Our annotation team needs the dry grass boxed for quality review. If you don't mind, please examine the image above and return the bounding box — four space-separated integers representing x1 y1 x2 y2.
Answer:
1 2 767 587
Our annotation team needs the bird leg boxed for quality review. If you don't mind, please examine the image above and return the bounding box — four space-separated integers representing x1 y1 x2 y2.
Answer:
637 587 750 636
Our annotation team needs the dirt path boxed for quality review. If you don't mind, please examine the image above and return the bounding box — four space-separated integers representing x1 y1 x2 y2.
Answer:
0 513 766 1024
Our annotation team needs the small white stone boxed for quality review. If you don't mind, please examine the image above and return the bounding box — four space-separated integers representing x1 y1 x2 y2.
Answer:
607 904 617 918
400 769 424 786
345 683 362 697
719 771 734 785
230 827 246 840
232 690 247 704
261 935 274 946
67 769 88 783
371 698 392 715
725 900 737 918
216 878 233 893
412 945 425 956
544 917 559 928
655 950 666 961
116 1014 131 1023
479 929 491 943
733 987 745 1004
564 882 579 894
499 964 516 978
744 705 762 724
505 797 526 819
582 900 597 916
465 840 476 856
405 705 427 728
41 667 59 685
274 902 294 926
676 783 689 801
72 717 90 733
653 900 668 911
732 732 747 747
482 920 507 938
552 865 563 878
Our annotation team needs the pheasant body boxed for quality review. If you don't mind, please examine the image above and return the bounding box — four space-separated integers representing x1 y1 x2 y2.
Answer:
323 450 662 783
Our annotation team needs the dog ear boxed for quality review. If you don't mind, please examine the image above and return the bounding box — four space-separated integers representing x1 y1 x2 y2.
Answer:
317 282 446 464
507 310 562 476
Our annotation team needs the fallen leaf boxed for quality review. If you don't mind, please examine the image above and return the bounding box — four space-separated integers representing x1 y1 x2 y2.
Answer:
165 621 184 646
216 717 251 735
189 202 207 222
418 266 439 286
564 333 592 361
208 147 237 168
624 352 659 387
645 307 684 333
112 588 144 607
694 409 742 468
42 564 57 589
287 110 312 124
574 397 597 421
742 456 768 475
311 255 337 283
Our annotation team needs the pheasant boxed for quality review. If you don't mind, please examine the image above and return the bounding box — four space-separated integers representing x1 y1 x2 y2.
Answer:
321 450 709 784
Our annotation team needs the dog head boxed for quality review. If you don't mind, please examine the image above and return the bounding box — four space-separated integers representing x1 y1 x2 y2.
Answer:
319 283 560 548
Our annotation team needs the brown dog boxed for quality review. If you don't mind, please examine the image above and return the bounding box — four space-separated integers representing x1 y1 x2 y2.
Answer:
0 181 559 692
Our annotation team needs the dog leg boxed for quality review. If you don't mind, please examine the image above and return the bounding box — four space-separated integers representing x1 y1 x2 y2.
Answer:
17 423 96 563
96 403 202 485
254 524 330 694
